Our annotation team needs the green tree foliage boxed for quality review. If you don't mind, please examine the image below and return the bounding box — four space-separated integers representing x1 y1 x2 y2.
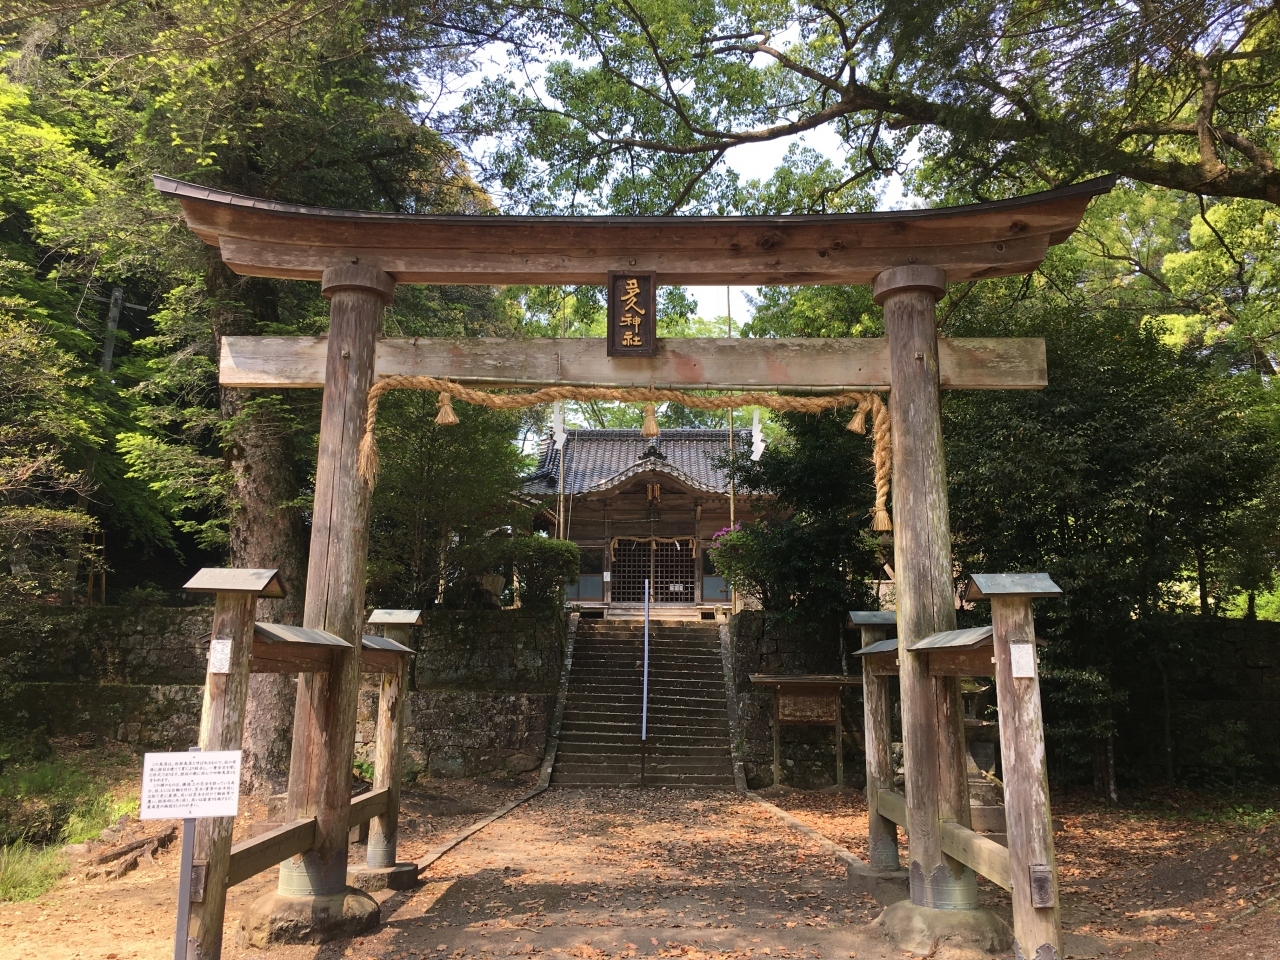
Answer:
366 392 530 611
709 412 881 631
458 0 1280 212
1 2 514 598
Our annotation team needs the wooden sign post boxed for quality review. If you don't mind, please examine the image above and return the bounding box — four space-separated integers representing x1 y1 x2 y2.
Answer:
349 610 421 892
179 567 284 960
968 573 1064 960
749 675 861 789
849 611 901 873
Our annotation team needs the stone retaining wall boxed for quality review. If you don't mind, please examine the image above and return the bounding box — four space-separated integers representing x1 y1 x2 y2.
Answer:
3 605 566 778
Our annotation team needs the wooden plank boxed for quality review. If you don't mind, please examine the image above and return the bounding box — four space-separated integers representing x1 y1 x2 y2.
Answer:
928 648 997 677
219 336 1048 391
359 648 406 674
155 174 1116 286
864 653 900 676
250 639 336 674
877 789 908 828
217 234 1051 286
939 821 1013 893
226 818 316 888
349 787 391 826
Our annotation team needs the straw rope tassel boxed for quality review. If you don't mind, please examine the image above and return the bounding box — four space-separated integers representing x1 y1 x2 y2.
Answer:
641 403 660 439
436 392 459 425
356 375 893 530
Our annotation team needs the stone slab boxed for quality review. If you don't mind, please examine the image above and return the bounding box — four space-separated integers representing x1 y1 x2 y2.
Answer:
845 859 909 905
348 862 419 892
875 900 1013 956
236 888 379 947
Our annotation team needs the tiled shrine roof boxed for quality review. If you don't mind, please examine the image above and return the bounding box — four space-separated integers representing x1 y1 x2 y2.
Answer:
523 428 754 496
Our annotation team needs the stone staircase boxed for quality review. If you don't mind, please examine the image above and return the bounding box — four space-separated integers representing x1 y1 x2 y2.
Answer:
551 619 736 788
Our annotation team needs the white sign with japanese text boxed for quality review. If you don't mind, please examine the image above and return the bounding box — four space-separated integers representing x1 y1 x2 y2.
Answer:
140 750 241 820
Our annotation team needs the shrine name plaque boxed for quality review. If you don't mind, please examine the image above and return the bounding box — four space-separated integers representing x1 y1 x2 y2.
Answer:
607 271 657 357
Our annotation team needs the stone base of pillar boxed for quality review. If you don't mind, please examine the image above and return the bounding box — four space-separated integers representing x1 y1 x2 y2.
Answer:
348 862 419 892
236 889 380 947
874 900 1012 956
845 860 909 905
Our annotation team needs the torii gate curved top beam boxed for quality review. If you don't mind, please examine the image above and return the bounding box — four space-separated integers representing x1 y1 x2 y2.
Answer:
153 174 1116 286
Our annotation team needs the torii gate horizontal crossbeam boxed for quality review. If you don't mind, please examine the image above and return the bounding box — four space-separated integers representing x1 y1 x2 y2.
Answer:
156 175 1116 286
220 335 1047 392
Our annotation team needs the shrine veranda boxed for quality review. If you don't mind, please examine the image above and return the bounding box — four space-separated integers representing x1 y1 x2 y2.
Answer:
156 172 1118 960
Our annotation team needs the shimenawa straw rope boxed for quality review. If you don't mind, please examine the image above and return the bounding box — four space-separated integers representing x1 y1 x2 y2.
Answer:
357 376 893 531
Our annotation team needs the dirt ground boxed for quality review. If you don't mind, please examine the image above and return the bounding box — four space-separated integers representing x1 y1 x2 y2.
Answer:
773 788 1280 958
2 778 1279 960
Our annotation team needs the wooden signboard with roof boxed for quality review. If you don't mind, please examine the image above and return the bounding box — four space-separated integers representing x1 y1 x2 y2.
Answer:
155 172 1114 958
749 674 861 788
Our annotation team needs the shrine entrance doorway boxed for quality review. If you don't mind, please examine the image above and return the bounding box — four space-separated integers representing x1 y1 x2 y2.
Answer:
610 538 696 604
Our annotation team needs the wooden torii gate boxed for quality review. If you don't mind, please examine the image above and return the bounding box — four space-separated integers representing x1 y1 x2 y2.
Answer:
155 173 1115 960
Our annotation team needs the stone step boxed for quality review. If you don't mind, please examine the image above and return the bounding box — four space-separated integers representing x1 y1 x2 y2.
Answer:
563 701 727 716
558 737 730 753
555 623 732 788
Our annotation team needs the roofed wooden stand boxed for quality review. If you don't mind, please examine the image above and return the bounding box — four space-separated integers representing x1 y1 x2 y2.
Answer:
155 172 1113 959
177 567 414 957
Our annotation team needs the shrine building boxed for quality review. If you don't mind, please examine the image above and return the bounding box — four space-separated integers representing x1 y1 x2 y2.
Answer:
521 428 771 617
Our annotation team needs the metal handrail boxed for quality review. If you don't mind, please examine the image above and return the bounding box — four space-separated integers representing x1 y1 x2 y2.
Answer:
642 578 650 741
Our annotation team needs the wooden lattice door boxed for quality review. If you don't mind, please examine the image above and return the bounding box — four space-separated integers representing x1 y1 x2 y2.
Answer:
610 539 694 603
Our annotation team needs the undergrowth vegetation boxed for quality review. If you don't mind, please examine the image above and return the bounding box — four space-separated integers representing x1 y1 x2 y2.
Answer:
0 746 140 902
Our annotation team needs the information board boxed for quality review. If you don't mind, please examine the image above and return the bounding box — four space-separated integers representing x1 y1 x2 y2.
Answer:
140 750 242 820
1009 642 1037 679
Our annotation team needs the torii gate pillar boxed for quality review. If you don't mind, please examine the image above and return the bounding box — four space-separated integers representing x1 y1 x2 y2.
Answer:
875 267 981 912
250 264 395 940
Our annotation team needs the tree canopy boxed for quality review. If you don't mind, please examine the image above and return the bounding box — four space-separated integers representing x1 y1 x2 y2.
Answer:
456 0 1280 213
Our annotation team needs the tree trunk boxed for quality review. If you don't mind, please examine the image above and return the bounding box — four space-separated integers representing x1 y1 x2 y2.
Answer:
1156 654 1175 786
1195 544 1210 617
209 259 308 797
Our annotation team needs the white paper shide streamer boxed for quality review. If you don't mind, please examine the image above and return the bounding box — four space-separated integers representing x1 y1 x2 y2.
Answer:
750 409 766 461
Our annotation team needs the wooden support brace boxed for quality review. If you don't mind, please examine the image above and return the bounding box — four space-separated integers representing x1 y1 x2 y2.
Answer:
366 623 411 869
222 789 391 893
348 787 391 826
227 819 316 888
186 587 258 960
855 618 901 872
991 594 1063 959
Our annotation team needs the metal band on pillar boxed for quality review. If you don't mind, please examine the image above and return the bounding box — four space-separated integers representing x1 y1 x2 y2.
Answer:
873 265 978 911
